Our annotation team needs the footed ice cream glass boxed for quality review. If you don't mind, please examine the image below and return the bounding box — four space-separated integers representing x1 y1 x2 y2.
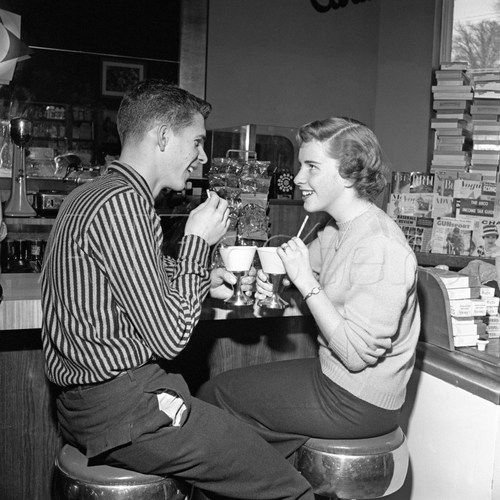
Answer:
220 245 257 306
257 247 289 310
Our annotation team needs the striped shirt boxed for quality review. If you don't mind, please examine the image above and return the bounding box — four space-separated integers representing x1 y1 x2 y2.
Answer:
41 161 211 387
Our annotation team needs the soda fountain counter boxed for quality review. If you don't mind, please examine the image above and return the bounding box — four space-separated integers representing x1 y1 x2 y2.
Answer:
0 272 317 499
1 269 500 499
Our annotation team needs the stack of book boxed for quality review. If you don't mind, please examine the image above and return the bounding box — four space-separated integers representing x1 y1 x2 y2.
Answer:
433 268 497 348
431 62 473 173
469 70 500 181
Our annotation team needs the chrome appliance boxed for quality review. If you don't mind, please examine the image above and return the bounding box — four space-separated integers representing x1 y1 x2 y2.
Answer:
4 117 37 217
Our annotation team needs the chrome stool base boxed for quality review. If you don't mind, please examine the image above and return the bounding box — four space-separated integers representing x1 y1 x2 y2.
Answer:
296 428 409 499
53 444 188 500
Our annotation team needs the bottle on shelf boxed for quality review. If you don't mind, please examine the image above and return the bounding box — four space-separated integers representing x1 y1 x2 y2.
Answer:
1 237 47 273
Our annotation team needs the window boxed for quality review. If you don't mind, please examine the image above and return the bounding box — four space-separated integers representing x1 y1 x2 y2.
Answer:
441 0 500 72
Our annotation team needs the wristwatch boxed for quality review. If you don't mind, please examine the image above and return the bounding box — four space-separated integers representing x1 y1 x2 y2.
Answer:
303 286 322 301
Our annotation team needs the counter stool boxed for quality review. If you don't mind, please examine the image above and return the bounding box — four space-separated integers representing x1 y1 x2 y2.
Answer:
53 444 189 500
295 427 409 499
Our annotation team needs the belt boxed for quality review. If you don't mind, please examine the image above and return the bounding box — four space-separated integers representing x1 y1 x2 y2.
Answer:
61 371 131 392
60 363 152 392
61 377 116 392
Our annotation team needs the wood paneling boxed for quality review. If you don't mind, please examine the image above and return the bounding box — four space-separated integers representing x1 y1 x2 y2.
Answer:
0 274 43 330
206 316 318 378
0 343 61 500
0 300 42 330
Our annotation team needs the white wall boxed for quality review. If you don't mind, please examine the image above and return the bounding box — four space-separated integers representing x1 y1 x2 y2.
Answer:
374 0 437 173
385 369 500 500
206 0 380 130
206 0 438 174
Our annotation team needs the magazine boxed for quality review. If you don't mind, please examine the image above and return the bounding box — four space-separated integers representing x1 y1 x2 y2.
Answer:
408 172 434 193
387 193 433 218
481 181 497 201
391 171 412 194
432 170 458 197
454 198 495 218
430 217 474 255
391 172 434 194
395 216 434 253
431 194 454 219
452 179 483 199
470 219 500 257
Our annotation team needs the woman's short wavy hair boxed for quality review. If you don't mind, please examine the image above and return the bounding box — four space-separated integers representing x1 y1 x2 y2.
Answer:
297 117 388 201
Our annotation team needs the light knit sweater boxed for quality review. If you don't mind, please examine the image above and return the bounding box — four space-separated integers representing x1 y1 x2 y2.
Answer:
308 204 420 410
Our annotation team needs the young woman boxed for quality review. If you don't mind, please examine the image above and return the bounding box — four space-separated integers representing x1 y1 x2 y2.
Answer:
198 117 420 458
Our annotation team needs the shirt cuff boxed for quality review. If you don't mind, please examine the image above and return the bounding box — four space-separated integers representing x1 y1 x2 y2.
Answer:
178 234 210 268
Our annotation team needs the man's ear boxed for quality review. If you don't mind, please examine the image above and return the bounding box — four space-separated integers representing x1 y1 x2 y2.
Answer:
157 124 170 152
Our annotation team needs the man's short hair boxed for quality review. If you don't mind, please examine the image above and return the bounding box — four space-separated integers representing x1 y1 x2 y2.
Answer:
117 79 212 145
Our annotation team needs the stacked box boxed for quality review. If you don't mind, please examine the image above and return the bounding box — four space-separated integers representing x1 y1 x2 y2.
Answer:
433 268 496 348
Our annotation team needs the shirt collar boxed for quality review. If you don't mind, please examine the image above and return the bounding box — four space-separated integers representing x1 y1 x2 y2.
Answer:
107 161 154 206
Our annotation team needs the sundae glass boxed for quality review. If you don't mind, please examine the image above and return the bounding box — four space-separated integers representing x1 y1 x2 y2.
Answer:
220 245 257 306
257 247 289 309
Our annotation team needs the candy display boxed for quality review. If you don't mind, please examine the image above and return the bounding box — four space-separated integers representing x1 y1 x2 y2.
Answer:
208 155 274 241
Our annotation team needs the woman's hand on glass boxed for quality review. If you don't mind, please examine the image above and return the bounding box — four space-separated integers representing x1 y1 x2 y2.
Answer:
240 266 256 295
277 237 315 289
255 269 273 301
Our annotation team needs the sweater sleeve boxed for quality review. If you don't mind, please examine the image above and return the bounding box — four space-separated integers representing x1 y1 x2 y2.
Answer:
326 236 417 372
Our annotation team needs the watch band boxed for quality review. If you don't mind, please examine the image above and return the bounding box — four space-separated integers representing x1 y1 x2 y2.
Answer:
303 286 322 301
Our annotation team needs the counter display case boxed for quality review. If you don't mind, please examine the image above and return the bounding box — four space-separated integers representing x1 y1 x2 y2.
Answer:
207 124 299 199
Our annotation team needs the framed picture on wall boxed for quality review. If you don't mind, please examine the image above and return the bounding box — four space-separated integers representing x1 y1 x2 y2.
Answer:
101 60 145 97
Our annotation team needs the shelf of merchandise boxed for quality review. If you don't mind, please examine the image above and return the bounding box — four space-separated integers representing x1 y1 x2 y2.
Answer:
4 217 55 226
416 252 494 270
4 210 188 227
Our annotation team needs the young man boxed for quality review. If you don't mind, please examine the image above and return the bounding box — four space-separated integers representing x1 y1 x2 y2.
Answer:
41 80 313 500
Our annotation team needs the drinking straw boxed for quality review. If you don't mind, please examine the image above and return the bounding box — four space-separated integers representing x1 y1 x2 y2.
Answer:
299 222 321 244
296 215 309 238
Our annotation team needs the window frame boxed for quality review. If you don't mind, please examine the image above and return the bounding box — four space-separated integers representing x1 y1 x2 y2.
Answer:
440 0 454 64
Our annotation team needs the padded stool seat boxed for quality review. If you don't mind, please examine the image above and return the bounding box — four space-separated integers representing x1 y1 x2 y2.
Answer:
53 444 188 499
295 428 409 499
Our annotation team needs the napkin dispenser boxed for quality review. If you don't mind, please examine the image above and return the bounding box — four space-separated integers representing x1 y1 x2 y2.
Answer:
36 190 67 215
